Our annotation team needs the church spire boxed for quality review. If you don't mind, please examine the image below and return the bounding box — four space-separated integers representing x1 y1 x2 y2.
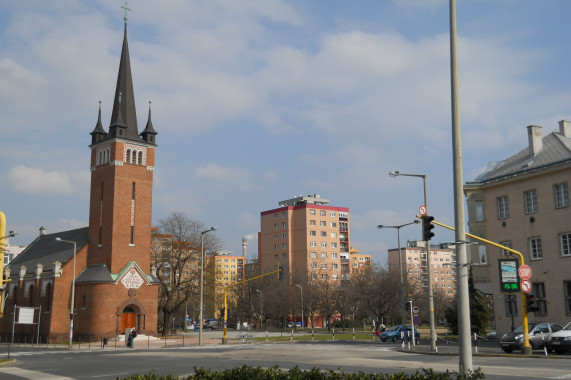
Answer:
109 8 140 142
141 101 158 145
90 101 106 145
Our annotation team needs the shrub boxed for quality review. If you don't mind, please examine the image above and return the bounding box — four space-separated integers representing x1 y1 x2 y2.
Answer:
119 365 485 380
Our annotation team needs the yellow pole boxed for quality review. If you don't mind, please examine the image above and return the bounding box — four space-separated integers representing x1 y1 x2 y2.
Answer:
222 269 280 343
428 217 531 351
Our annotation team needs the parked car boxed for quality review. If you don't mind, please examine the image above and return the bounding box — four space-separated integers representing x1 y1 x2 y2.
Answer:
500 322 563 353
203 319 219 330
486 331 497 340
548 321 571 354
380 325 420 342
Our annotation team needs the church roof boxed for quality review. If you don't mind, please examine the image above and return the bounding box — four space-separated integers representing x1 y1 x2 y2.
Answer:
466 130 571 185
7 227 89 274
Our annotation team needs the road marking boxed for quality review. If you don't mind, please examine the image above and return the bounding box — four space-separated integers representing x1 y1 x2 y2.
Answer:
550 375 571 379
0 367 75 379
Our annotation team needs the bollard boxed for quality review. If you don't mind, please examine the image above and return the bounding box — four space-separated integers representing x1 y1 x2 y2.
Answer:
353 328 355 341
542 332 548 356
474 333 478 354
332 329 335 341
312 329 314 341
407 341 410 350
435 336 438 353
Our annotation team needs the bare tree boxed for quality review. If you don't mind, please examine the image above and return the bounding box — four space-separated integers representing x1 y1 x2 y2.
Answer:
152 212 222 335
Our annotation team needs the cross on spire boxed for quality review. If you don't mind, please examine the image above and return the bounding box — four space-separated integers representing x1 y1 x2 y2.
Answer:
122 2 131 23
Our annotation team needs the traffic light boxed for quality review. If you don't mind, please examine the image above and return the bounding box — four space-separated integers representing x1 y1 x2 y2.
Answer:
422 215 435 241
526 294 538 313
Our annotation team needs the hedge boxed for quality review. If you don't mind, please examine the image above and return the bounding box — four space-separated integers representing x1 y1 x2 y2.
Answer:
119 365 485 380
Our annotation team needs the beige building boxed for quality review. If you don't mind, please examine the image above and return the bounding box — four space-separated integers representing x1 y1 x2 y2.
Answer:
209 253 245 318
388 240 457 298
259 194 352 282
464 122 571 336
348 247 372 277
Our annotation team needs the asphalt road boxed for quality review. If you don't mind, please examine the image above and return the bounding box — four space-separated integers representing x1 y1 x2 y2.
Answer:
0 340 569 380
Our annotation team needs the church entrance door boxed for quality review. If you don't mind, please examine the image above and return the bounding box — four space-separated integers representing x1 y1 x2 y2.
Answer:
121 307 136 333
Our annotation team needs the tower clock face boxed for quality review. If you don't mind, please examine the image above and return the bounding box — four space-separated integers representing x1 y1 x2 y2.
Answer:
121 268 145 289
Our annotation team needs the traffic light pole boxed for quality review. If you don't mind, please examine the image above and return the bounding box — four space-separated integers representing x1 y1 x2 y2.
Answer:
430 218 532 355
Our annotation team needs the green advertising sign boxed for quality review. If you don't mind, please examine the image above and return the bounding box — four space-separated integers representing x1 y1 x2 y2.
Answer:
499 259 520 293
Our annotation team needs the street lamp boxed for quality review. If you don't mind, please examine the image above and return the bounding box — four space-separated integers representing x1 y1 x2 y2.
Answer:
55 237 76 349
377 220 419 326
389 170 437 351
296 284 304 329
256 289 263 329
199 226 216 345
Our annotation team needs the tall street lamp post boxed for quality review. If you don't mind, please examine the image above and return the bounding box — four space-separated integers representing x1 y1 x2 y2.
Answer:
389 170 436 351
377 220 419 326
55 237 76 349
199 226 216 345
296 284 304 328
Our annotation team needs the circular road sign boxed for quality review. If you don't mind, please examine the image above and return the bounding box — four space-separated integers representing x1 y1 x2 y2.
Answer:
521 279 532 293
419 205 426 216
519 265 532 280
412 306 420 314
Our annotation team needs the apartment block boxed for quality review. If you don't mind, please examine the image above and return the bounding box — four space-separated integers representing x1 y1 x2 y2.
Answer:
388 241 457 297
259 194 351 282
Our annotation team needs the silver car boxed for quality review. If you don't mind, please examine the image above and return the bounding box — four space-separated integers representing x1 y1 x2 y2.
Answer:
500 322 563 353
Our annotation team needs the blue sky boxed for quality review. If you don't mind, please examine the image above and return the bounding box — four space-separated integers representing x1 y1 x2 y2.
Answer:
2 0 570 265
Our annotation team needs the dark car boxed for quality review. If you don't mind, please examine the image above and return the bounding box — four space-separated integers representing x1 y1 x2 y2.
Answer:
380 324 420 342
500 322 563 353
548 321 571 354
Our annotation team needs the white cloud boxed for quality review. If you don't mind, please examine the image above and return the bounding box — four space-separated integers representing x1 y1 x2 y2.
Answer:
195 164 258 191
7 166 73 195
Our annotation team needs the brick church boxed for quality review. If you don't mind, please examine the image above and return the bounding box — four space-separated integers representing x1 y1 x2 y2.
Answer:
0 16 159 342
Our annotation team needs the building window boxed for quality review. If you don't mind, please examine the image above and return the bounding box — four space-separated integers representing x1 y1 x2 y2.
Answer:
340 222 348 232
321 242 327 248
321 263 327 269
282 233 287 238
533 283 547 315
311 262 317 269
310 209 316 215
274 244 279 250
274 224 278 230
339 212 348 218
331 243 337 248
322 274 328 280
310 252 317 258
330 232 337 238
478 245 488 265
320 231 326 237
500 240 513 256
312 274 317 280
274 254 279 260
497 196 509 219
310 231 316 236
555 232 571 257
320 252 327 259
282 212 287 218
506 295 518 317
274 213 279 219
320 221 326 227
274 234 279 240
331 222 337 228
554 183 570 209
524 190 538 214
282 222 287 228
330 212 336 217
475 200 484 222
310 241 316 247
564 281 571 315
310 220 316 226
332 274 338 280
282 243 287 249
331 253 338 259
282 253 287 259
529 237 543 260
320 210 326 216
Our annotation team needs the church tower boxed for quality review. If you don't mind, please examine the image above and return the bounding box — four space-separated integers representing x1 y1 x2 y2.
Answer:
77 10 159 338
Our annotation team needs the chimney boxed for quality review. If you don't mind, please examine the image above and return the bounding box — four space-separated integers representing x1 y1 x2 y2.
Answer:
39 226 47 236
559 120 571 138
527 125 543 156
242 237 247 260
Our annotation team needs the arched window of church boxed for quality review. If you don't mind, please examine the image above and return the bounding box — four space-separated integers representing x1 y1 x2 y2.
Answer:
138 151 143 165
45 282 52 312
28 284 34 307
126 149 132 163
106 147 110 163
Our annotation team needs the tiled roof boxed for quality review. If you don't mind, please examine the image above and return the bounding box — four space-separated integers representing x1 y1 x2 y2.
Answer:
7 227 89 274
467 131 571 185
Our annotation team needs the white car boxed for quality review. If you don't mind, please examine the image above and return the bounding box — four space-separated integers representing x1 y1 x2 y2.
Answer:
548 321 571 354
